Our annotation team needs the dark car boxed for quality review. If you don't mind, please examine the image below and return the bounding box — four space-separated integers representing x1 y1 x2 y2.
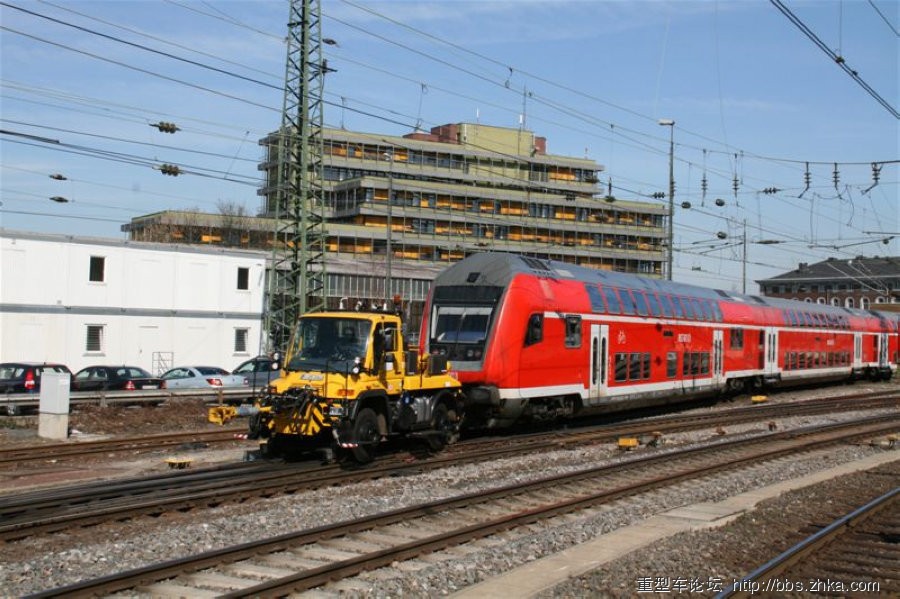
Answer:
232 356 281 391
71 365 163 392
0 362 72 394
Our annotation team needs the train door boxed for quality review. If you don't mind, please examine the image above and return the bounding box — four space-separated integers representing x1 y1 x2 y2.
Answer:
712 330 724 386
587 324 609 405
763 327 779 375
877 333 889 369
853 333 863 369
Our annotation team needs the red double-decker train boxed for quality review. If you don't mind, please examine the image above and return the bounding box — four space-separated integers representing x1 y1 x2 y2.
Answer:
420 253 898 429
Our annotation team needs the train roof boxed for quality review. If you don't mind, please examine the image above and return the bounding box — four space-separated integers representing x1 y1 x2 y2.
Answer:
434 252 898 325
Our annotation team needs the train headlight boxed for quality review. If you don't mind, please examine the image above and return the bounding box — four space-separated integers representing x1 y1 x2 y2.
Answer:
351 356 361 375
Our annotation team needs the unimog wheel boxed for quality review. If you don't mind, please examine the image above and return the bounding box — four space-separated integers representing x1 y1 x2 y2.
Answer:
350 407 380 463
427 403 458 451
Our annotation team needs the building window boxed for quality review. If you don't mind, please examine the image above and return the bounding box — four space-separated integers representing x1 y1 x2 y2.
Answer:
234 328 249 353
89 256 105 282
237 267 249 290
86 325 104 352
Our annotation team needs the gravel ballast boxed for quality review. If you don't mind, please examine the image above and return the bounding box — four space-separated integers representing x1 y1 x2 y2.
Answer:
0 386 897 597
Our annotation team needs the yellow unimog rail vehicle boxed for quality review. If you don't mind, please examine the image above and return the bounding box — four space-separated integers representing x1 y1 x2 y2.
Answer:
244 308 462 462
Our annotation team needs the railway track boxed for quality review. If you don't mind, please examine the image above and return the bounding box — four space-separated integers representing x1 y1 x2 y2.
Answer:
2 392 897 541
722 486 898 597
0 428 246 466
25 414 898 598
3 388 896 466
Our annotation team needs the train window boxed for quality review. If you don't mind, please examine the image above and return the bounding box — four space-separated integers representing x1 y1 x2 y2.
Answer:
730 328 744 350
711 301 723 322
524 313 543 346
659 294 675 317
680 297 695 320
633 291 649 316
619 289 636 315
699 353 710 375
614 354 628 382
646 292 662 317
564 315 582 348
666 352 677 377
602 287 621 314
692 299 708 321
701 300 715 321
629 353 642 379
694 300 713 322
803 313 814 327
586 285 607 313
670 296 684 318
641 352 651 379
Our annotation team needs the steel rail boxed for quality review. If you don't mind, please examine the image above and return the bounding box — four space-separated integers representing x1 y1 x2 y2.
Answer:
0 428 245 465
24 414 899 598
717 486 899 598
2 393 897 540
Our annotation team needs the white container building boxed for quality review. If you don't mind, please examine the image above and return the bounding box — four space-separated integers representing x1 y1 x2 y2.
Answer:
0 229 268 375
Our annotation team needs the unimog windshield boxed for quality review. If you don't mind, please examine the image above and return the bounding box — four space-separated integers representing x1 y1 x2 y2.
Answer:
285 317 371 373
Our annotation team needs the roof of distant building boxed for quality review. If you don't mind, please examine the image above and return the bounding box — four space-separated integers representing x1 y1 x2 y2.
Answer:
757 255 900 284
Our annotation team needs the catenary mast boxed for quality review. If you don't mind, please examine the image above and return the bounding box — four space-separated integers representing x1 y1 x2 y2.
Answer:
265 0 328 352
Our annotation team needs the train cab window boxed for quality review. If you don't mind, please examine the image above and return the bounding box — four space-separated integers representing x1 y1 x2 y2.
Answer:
564 315 582 348
646 292 662 317
659 294 675 317
524 313 544 346
619 289 636 315
602 287 621 314
666 352 677 377
730 328 744 350
633 291 649 316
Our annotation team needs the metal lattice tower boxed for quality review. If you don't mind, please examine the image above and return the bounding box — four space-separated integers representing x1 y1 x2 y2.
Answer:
265 0 327 353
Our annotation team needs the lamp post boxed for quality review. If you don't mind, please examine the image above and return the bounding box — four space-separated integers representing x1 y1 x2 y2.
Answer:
383 151 394 301
658 119 675 280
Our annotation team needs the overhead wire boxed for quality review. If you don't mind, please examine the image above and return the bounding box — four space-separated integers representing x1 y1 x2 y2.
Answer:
2 0 895 284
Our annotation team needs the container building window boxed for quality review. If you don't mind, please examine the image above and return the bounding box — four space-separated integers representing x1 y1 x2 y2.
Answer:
234 328 249 353
89 256 105 282
86 325 104 352
237 267 249 290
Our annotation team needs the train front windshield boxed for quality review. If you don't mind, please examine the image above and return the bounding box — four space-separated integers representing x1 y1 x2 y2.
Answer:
429 306 493 362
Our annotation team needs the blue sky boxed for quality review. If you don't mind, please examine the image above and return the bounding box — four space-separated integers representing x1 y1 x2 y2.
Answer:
1 0 897 292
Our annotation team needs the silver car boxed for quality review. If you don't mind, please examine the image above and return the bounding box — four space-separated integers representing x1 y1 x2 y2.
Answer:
161 366 248 389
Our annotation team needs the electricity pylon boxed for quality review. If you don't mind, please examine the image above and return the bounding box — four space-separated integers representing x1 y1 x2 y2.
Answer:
265 0 328 353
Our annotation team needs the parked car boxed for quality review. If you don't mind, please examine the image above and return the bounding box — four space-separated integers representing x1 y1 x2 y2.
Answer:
71 365 162 391
161 366 248 389
0 362 72 394
232 356 281 391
